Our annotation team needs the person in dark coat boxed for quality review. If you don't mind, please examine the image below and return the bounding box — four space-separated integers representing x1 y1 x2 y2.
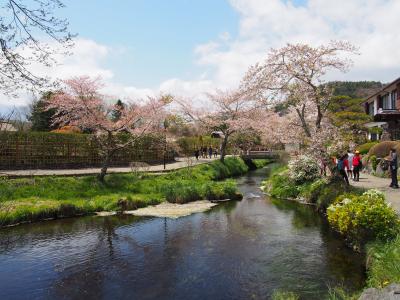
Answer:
389 148 399 188
208 146 213 159
194 149 200 160
214 148 218 158
202 146 207 158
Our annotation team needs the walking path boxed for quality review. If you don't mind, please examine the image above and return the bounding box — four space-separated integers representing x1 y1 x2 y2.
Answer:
0 157 219 177
351 172 400 213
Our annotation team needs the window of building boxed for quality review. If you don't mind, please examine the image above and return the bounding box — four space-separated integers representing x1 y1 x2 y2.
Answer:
382 93 390 109
368 101 374 115
391 90 397 109
370 133 378 141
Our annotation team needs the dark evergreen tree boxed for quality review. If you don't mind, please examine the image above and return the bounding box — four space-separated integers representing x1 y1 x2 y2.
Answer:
110 99 125 122
328 95 372 143
28 92 57 132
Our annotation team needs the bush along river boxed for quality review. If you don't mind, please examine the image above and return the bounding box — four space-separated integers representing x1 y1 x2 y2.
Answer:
0 166 366 300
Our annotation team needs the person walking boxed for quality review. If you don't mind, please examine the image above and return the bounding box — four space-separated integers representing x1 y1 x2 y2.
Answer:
214 148 218 158
194 149 200 161
208 146 213 159
347 149 354 179
389 148 399 188
202 146 207 158
352 150 362 182
337 154 350 185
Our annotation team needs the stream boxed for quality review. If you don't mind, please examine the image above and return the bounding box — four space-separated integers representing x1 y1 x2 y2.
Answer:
0 166 366 299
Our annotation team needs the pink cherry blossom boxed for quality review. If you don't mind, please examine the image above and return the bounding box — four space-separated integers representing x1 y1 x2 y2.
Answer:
47 76 168 180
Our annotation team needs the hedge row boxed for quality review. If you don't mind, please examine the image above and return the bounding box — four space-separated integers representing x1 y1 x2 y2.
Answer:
0 132 174 170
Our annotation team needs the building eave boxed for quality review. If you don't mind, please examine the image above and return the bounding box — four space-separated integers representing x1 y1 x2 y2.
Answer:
364 77 400 103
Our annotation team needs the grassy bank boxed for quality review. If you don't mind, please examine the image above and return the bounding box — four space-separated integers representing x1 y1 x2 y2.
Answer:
262 166 363 211
0 157 264 227
265 165 400 298
367 236 400 288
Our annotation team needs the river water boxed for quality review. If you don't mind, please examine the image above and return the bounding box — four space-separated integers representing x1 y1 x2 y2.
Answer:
0 167 366 300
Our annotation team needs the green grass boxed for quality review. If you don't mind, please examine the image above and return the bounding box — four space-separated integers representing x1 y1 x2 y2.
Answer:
0 157 250 227
263 167 364 211
271 290 299 300
327 287 361 300
367 236 400 288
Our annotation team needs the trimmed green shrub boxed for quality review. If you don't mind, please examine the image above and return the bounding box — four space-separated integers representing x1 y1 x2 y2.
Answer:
0 131 172 170
368 141 400 158
327 189 399 246
356 141 378 155
288 155 320 184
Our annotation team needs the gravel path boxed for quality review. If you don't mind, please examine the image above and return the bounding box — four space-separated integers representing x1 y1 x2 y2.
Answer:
351 172 400 213
0 157 219 177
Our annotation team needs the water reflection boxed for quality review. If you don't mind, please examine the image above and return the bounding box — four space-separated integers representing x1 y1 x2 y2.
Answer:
0 167 365 300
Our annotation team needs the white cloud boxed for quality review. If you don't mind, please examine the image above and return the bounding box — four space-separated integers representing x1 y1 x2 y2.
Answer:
1 38 217 108
2 1 399 111
0 38 115 108
196 0 400 85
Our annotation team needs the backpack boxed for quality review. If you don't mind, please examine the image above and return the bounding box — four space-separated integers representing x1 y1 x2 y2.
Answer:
337 159 344 171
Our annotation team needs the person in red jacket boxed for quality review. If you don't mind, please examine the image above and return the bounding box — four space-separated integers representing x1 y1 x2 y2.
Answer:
337 154 350 185
352 150 362 181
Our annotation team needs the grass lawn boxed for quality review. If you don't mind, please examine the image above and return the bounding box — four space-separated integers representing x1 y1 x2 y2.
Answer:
367 236 400 288
0 157 265 227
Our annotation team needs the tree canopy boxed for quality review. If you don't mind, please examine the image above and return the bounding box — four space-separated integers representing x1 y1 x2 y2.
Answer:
0 0 74 96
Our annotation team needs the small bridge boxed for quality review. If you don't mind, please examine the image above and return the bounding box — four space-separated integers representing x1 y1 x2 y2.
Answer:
240 151 280 160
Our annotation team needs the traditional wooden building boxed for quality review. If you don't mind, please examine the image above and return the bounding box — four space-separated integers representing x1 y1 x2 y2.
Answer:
364 77 400 140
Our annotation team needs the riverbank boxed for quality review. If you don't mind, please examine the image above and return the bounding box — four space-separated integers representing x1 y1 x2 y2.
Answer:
0 158 271 228
0 165 366 299
264 165 400 299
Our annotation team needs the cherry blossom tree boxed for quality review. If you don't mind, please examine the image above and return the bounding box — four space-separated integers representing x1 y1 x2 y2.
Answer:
0 0 74 95
47 76 169 181
178 89 264 162
242 41 358 164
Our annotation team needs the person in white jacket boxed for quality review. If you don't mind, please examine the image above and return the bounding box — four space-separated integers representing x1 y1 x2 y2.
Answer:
347 150 354 179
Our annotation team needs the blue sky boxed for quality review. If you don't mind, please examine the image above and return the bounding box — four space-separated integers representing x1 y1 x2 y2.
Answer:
2 0 399 109
62 0 239 87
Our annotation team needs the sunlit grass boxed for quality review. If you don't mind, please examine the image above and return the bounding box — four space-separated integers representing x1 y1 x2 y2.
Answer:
0 157 250 226
367 235 400 288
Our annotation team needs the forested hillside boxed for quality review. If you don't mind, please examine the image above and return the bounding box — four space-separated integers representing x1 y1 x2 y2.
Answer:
327 81 383 98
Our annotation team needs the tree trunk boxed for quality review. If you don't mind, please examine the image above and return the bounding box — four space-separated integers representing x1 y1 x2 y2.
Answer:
296 106 311 138
315 104 323 130
98 153 110 182
98 132 114 182
220 135 229 163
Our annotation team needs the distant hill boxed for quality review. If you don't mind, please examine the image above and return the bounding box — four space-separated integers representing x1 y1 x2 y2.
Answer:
273 81 384 114
326 81 383 98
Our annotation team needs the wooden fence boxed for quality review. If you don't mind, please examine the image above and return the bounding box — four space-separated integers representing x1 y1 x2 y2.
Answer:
0 132 174 170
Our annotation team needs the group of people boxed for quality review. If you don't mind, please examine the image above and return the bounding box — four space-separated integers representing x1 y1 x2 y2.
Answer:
336 148 398 188
194 146 218 160
336 150 362 185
